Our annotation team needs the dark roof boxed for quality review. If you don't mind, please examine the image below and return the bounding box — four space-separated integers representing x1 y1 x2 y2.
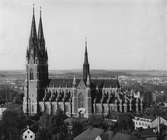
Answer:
163 135 167 140
139 128 157 138
74 127 104 140
48 78 120 88
101 130 114 140
48 78 80 87
91 79 120 88
112 132 140 140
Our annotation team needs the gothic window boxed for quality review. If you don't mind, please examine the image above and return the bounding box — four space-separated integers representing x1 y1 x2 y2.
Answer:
78 92 84 108
32 105 34 113
30 69 33 80
37 72 39 79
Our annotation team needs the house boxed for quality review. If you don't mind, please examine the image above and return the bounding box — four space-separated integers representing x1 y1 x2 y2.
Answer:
22 126 35 140
133 116 153 129
0 107 7 120
133 116 167 131
151 117 167 132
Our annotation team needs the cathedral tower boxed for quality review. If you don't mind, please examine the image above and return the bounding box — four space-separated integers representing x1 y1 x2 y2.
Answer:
23 7 48 116
83 39 90 83
37 8 48 84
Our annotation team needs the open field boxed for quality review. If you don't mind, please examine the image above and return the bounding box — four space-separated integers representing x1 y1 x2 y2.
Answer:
0 70 167 80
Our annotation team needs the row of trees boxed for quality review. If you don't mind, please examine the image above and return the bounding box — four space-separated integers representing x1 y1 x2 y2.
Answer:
0 110 26 140
0 108 69 140
36 109 68 140
144 104 167 117
0 106 138 140
0 85 23 105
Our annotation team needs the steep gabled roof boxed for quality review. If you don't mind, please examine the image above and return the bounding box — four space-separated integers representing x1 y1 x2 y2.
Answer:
74 127 104 140
112 132 140 140
48 78 120 88
101 130 114 140
48 78 80 87
139 128 157 138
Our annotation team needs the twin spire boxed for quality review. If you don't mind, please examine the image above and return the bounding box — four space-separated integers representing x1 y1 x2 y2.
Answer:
27 5 47 64
38 7 44 40
30 5 44 42
29 5 90 80
30 5 37 40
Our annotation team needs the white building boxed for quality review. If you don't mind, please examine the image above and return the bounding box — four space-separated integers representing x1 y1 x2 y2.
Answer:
133 116 167 131
0 107 7 120
22 126 35 140
133 116 152 129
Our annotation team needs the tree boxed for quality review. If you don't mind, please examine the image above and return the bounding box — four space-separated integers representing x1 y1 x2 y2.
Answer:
55 107 67 120
115 113 134 132
0 110 26 140
72 120 84 137
13 93 24 104
88 115 104 128
36 128 50 140
144 104 167 117
39 113 50 130
38 109 68 140
48 110 67 137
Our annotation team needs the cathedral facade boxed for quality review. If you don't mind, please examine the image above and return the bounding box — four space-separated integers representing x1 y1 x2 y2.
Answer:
23 8 143 118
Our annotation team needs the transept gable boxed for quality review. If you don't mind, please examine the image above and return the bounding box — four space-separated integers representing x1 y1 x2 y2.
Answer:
77 80 87 89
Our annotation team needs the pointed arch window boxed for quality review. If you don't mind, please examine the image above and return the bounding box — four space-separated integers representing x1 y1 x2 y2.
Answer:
78 92 84 108
30 69 34 80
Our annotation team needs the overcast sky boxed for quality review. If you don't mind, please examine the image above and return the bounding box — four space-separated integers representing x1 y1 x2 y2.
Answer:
0 0 167 70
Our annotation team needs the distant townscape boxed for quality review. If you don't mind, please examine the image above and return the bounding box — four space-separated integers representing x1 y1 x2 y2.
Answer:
1 5 167 140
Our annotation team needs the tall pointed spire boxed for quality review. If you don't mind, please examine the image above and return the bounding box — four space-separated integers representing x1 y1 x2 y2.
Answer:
84 38 89 64
83 37 90 83
30 4 37 41
37 6 47 63
38 6 44 40
27 4 38 63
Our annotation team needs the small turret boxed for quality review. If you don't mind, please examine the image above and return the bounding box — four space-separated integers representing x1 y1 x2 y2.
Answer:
73 75 76 87
86 74 91 87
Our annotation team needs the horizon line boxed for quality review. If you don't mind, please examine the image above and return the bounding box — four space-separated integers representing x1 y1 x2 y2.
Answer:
0 69 167 72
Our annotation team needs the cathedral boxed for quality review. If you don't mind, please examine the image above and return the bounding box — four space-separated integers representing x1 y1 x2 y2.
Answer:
23 8 143 118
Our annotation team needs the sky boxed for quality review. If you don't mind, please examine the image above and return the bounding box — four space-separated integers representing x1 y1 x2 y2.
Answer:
0 0 167 70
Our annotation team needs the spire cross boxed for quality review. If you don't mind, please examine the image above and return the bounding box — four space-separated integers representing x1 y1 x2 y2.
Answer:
33 4 35 15
40 6 42 17
85 37 87 48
